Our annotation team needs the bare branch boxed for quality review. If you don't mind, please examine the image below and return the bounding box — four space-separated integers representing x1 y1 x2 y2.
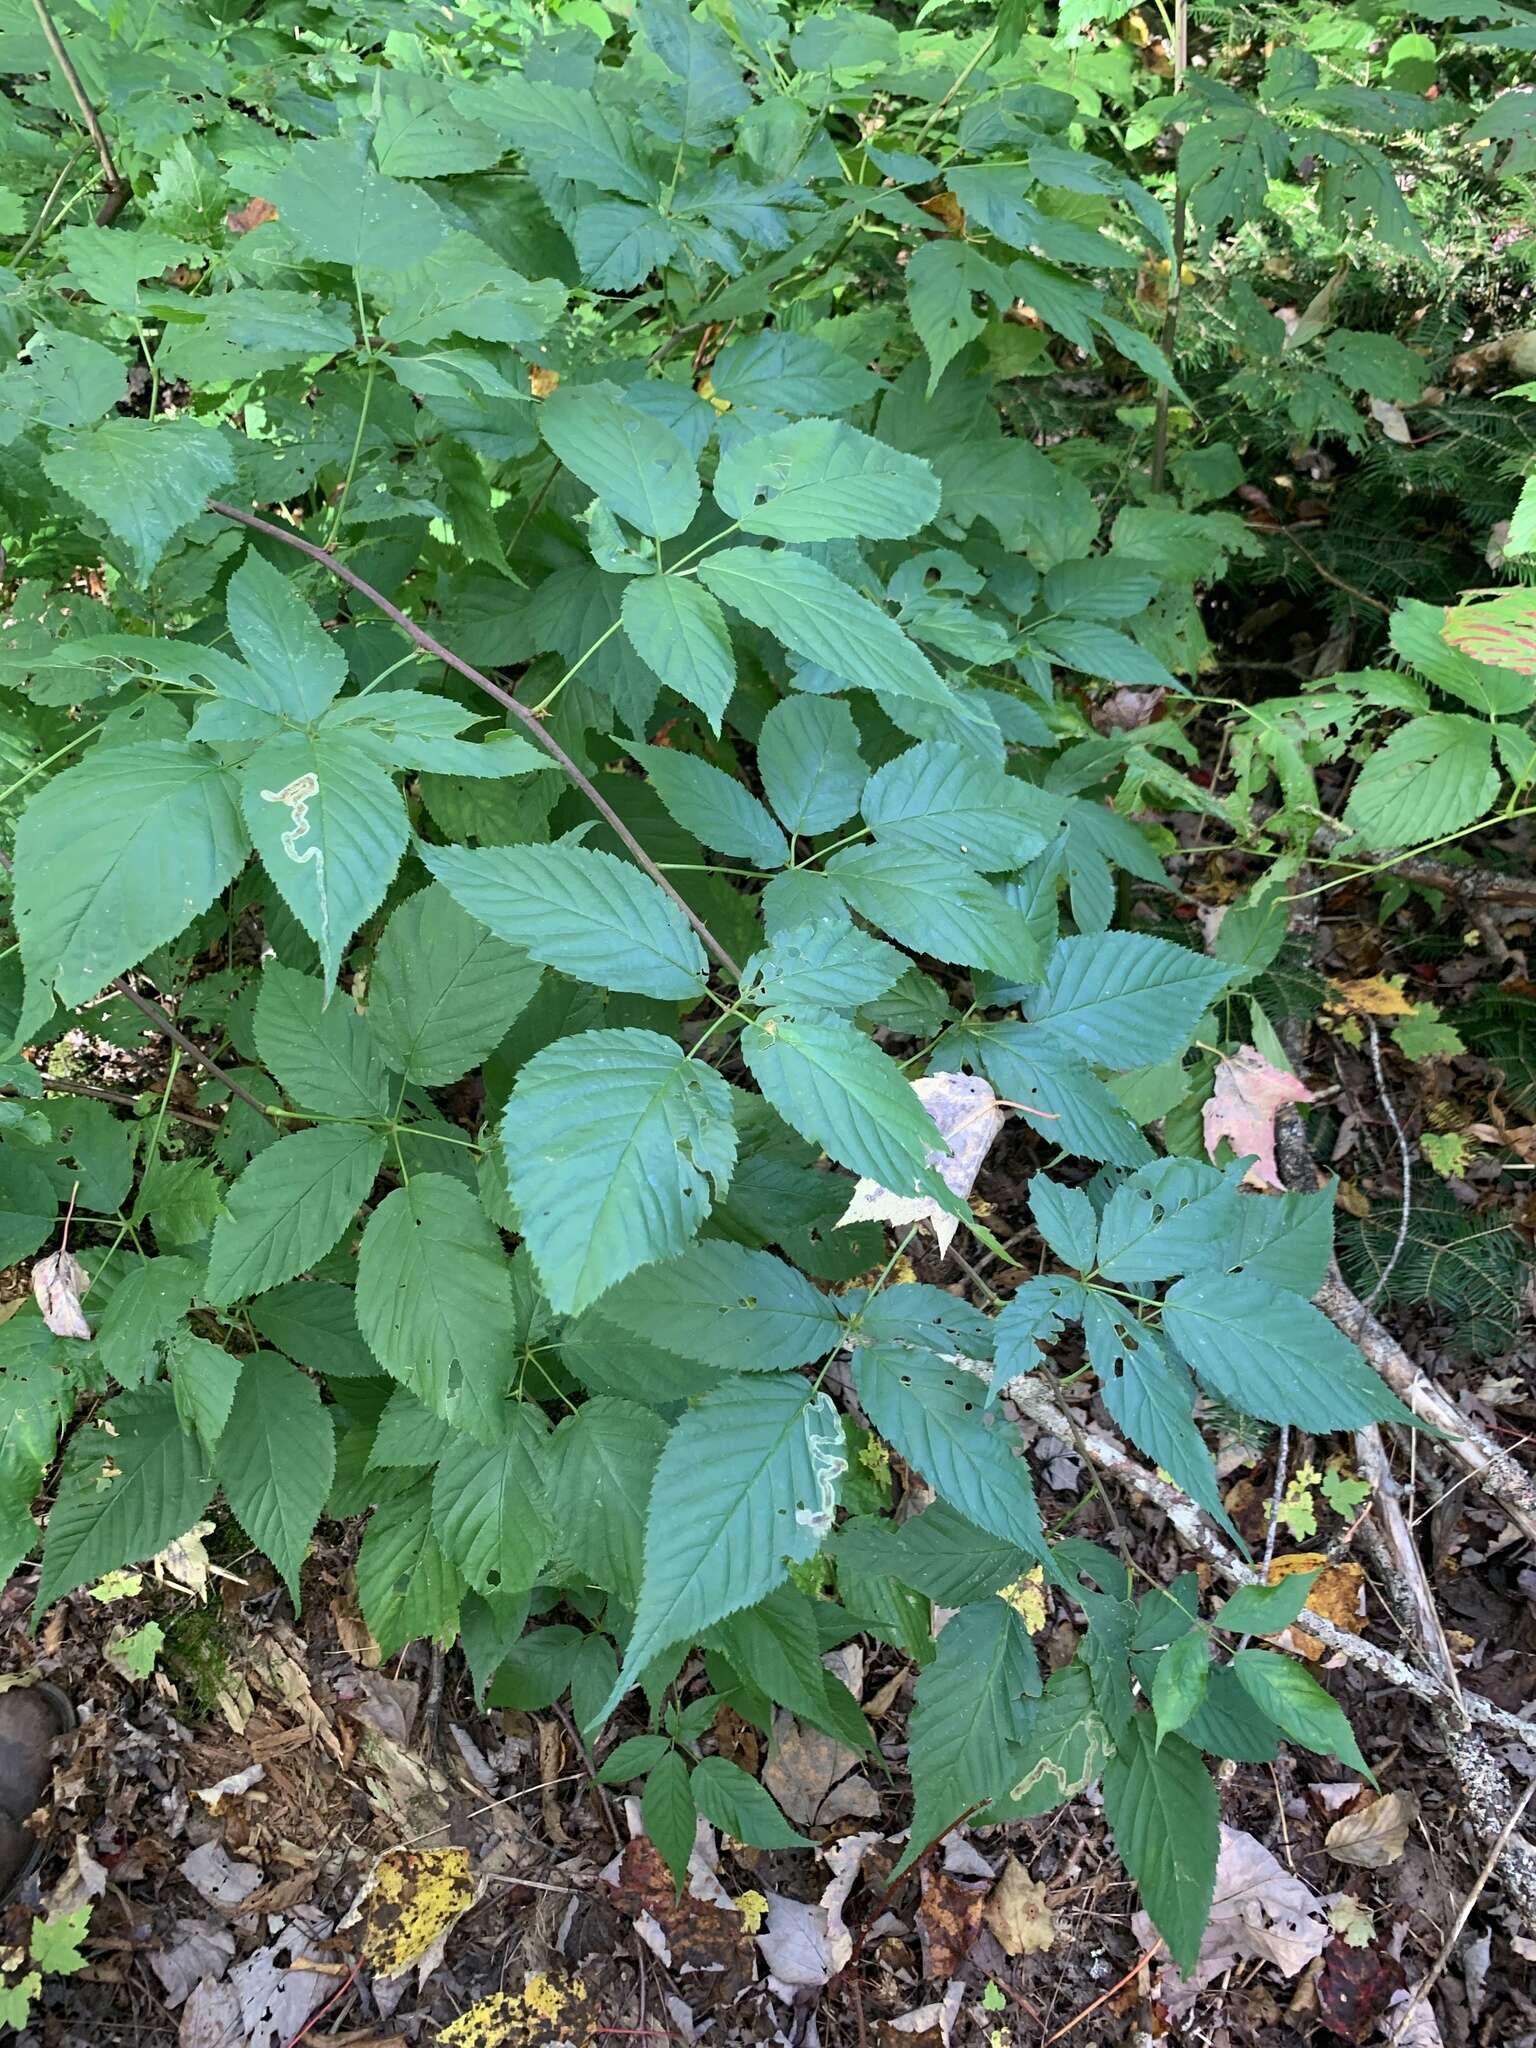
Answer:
28 0 129 225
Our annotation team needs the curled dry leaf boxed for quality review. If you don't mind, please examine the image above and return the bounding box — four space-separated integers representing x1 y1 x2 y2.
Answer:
31 1250 92 1339
1201 1046 1314 1191
1325 1791 1417 1869
837 1071 1003 1257
983 1857 1055 1957
225 196 278 235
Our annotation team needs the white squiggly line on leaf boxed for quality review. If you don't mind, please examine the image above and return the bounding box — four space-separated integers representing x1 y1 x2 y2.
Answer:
260 771 328 955
796 1392 847 1537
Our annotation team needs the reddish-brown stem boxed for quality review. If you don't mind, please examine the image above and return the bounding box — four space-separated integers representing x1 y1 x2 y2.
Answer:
28 0 129 224
207 499 744 985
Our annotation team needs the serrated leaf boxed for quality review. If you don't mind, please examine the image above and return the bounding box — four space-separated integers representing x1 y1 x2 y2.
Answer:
42 417 235 578
956 1025 1153 1168
987 1661 1112 1821
856 1345 1050 1565
691 1755 811 1847
15 742 246 1006
503 1027 736 1315
743 918 904 1013
1101 1715 1218 1976
861 741 1061 870
595 1378 840 1720
356 1174 516 1443
1342 713 1499 850
1025 934 1236 1069
757 696 866 836
225 550 347 721
1161 1273 1413 1430
431 1409 553 1597
38 1387 214 1610
741 1008 950 1199
1081 1296 1235 1537
643 1749 697 1888
356 1477 463 1657
899 1598 1038 1874
232 134 446 270
369 884 543 1086
540 383 700 540
1231 1650 1374 1779
697 547 955 708
599 1241 842 1371
1151 1626 1209 1746
714 418 939 541
547 1397 667 1605
241 728 408 997
213 1351 334 1602
207 1125 385 1305
710 330 883 414
620 577 736 731
247 1280 375 1380
625 742 787 867
254 963 391 1118
1215 1570 1321 1636
422 841 707 1001
828 843 1046 983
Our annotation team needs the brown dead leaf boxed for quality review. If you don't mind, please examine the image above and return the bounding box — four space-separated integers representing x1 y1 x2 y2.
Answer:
1202 1046 1314 1191
919 190 965 234
351 1847 475 1979
917 1867 985 1979
838 1071 1003 1257
529 364 560 398
983 1858 1054 1956
1137 1826 1330 2012
1325 1791 1417 1869
32 1250 91 1338
226 196 278 235
1325 976 1414 1018
439 1973 597 2047
608 1838 755 1991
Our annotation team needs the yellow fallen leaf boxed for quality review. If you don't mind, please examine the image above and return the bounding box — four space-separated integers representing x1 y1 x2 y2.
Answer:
356 1848 474 1978
1325 976 1414 1018
735 1889 768 1934
439 1973 597 2046
984 1858 1054 1957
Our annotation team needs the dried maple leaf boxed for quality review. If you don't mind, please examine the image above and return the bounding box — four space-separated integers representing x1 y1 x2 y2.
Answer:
837 1071 1003 1256
1201 1045 1314 1190
31 1250 91 1339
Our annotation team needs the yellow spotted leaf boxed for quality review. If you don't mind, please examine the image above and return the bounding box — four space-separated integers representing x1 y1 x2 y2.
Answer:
439 1972 597 2046
357 1848 474 1977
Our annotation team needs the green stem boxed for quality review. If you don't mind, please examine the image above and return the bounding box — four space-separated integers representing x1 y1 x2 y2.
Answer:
531 619 625 715
0 724 103 808
911 30 997 149
325 355 378 547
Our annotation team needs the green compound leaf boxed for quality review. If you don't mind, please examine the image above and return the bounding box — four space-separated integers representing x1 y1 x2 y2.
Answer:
1025 934 1237 1069
598 1241 843 1371
620 576 737 732
224 550 347 721
431 1408 554 1598
624 742 787 868
38 1388 214 1610
207 1125 386 1306
547 1397 668 1606
356 1174 517 1444
369 884 543 1088
253 963 392 1119
15 743 246 1007
422 841 708 1001
714 418 940 542
643 1749 698 1889
240 728 409 998
691 1755 811 1847
595 1377 842 1722
1231 1650 1375 1781
756 696 867 836
1102 1715 1219 1977
213 1351 334 1602
503 1027 737 1315
1161 1273 1413 1430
